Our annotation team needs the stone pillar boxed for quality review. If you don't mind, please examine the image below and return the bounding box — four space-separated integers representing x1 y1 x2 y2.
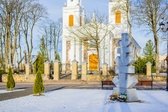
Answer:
25 64 30 75
103 63 108 76
81 62 87 81
44 62 50 79
71 60 78 80
146 62 152 76
62 64 66 74
54 60 60 80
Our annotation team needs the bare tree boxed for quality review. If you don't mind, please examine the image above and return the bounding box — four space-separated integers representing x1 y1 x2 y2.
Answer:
0 0 46 71
0 0 23 69
52 19 62 61
69 13 112 72
22 2 46 64
134 0 168 75
41 19 62 61
0 13 5 69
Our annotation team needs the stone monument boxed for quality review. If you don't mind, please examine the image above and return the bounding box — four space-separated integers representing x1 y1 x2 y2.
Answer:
113 33 139 102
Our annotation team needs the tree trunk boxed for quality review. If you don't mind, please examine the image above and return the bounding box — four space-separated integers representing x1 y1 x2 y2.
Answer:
5 13 11 70
29 23 35 64
96 44 100 73
154 33 160 75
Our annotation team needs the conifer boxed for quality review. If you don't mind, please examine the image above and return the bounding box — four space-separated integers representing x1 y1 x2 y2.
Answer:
6 68 15 91
33 70 44 95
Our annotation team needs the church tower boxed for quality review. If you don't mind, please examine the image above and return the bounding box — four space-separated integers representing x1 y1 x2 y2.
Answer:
62 0 84 69
108 0 130 38
63 0 84 28
108 0 131 69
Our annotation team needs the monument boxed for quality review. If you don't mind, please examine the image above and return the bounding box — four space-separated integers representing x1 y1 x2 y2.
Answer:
113 33 139 102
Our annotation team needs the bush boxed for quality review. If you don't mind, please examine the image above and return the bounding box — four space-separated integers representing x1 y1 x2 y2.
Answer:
33 70 44 95
6 68 15 91
134 57 155 74
33 53 45 74
0 70 5 82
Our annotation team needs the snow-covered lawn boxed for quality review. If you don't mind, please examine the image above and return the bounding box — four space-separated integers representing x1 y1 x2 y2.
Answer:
0 89 25 94
0 89 168 112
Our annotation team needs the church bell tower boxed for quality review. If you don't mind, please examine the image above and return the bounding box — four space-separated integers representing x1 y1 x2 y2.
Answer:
62 0 84 68
109 0 130 38
63 0 84 29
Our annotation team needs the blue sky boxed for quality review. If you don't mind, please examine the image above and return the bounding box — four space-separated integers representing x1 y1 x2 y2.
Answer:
37 0 166 55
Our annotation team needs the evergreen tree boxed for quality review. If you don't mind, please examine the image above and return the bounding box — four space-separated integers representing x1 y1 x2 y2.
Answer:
134 57 147 74
6 68 15 91
143 40 155 68
55 51 61 61
143 40 155 60
33 36 48 74
40 36 48 61
34 53 45 74
33 70 44 95
134 40 156 74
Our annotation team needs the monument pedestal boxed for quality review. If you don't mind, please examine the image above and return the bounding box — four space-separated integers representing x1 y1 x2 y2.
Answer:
127 88 139 102
112 87 139 102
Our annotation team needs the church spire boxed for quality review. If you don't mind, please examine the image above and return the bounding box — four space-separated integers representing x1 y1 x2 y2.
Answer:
91 12 96 22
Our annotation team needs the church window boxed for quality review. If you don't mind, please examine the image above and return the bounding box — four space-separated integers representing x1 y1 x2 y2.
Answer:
69 15 74 27
115 10 121 24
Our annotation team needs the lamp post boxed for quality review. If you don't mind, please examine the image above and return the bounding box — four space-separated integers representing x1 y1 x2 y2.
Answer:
159 18 168 91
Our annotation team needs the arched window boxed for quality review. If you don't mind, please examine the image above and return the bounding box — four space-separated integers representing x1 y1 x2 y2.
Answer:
115 11 121 24
69 15 74 27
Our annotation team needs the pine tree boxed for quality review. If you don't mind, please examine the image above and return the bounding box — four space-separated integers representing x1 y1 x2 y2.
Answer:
143 40 155 70
33 70 45 95
6 68 15 91
33 36 48 74
143 40 155 58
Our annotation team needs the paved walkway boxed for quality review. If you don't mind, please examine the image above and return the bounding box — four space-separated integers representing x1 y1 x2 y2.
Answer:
0 81 166 101
0 82 104 101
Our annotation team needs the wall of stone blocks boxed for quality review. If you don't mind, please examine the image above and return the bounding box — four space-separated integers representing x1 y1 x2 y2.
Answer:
2 74 36 82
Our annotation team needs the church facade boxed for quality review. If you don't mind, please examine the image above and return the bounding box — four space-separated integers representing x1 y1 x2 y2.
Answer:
62 0 141 72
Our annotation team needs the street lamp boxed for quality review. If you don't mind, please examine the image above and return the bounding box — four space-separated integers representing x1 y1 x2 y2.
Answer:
159 18 168 91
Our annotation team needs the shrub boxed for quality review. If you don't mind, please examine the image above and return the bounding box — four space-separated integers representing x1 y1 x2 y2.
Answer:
134 57 155 74
33 70 44 95
0 70 5 82
6 68 15 91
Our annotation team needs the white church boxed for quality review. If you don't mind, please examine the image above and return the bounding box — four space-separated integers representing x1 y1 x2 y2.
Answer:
62 0 141 72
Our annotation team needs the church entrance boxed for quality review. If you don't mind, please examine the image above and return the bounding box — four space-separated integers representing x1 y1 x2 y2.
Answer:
89 54 98 71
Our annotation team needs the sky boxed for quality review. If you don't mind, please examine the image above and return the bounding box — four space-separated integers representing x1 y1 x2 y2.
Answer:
37 0 166 55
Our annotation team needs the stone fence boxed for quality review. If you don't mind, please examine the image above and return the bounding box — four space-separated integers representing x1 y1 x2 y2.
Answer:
1 61 167 82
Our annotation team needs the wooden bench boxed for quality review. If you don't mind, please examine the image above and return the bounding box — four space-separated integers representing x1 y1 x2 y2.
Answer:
137 80 153 89
101 80 114 89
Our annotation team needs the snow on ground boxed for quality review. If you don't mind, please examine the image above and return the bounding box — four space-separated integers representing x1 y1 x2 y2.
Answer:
0 89 168 112
0 89 25 94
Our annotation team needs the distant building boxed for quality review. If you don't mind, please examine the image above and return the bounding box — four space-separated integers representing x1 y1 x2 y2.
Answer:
62 0 141 71
159 55 167 72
